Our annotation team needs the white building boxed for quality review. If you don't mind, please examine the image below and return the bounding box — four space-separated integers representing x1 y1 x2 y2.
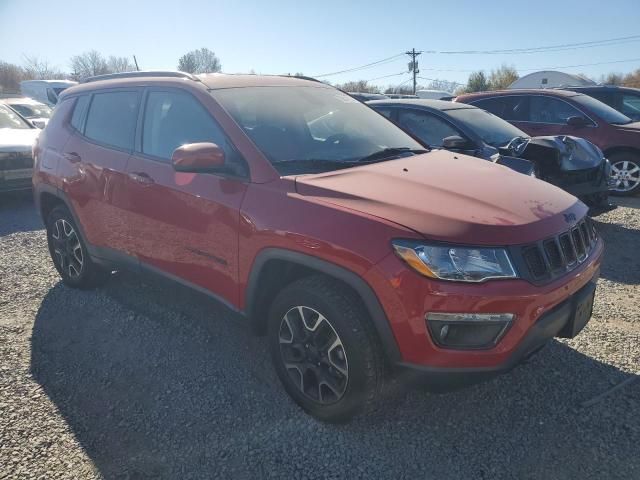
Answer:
508 71 596 89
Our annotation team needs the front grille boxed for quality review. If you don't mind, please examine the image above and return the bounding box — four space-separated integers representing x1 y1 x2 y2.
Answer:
513 216 598 284
0 151 33 170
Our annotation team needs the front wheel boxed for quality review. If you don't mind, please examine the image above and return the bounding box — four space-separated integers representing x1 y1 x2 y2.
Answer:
609 152 640 196
268 275 385 423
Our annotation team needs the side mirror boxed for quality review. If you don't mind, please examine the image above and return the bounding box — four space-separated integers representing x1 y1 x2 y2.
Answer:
442 135 471 150
566 116 590 127
172 142 225 173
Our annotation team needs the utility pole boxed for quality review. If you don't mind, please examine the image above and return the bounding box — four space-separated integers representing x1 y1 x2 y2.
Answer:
405 48 422 94
133 55 140 71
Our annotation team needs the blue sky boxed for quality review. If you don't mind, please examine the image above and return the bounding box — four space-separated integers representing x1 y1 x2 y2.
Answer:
1 0 639 88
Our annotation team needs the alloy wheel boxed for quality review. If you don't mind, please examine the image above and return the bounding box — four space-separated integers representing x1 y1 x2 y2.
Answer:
51 219 83 279
611 159 640 193
278 306 349 404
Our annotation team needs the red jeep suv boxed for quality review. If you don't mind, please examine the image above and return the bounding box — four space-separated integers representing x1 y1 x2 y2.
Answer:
33 72 603 422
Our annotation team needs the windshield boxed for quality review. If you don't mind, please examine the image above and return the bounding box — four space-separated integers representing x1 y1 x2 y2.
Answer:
10 103 53 119
571 94 632 125
211 86 424 174
447 107 528 147
0 105 31 129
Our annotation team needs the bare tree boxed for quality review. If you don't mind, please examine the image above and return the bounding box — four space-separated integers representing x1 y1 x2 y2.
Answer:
336 80 380 93
177 48 221 74
426 79 458 93
70 50 109 81
488 64 519 90
0 61 26 93
107 56 136 73
22 55 64 80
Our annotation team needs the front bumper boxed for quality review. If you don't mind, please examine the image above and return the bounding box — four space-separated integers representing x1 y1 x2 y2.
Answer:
395 278 597 390
363 237 603 370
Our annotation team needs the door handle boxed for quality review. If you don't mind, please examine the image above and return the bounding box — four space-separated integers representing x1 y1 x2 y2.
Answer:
63 152 82 163
128 171 155 186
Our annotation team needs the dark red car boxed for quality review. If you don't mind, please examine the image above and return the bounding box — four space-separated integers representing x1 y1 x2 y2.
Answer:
34 72 603 422
455 89 640 195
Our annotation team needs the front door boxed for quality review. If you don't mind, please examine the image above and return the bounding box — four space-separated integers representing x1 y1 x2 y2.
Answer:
122 89 249 306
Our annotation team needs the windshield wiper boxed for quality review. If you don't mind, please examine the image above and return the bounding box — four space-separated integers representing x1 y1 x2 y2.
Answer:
356 147 428 164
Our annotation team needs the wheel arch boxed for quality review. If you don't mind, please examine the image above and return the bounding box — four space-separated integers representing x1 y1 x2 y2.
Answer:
245 248 401 363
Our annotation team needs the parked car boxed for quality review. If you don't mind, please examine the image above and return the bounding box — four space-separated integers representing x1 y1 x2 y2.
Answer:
416 89 454 100
385 93 418 99
369 99 613 212
20 79 77 106
34 71 603 422
0 104 39 192
456 89 640 196
562 85 640 122
348 92 388 102
1 97 53 128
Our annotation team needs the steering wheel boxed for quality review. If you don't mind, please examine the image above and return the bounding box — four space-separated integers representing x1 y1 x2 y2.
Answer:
324 134 350 146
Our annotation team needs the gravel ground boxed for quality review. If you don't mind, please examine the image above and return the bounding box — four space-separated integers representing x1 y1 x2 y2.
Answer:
0 191 638 480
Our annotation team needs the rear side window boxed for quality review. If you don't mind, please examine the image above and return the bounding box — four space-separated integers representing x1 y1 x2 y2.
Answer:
70 96 90 131
84 91 139 150
397 109 460 147
142 91 230 160
472 96 528 122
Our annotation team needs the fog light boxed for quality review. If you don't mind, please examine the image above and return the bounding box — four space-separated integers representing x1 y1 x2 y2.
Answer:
426 313 514 349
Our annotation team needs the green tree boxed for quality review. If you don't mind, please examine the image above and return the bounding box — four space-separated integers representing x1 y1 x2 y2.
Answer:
464 71 489 93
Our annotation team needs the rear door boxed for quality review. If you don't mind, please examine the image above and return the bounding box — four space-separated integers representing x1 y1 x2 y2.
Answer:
61 89 141 253
122 88 249 305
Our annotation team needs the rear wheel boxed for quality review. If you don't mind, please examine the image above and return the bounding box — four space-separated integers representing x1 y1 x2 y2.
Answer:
46 205 110 289
268 275 385 423
609 152 640 196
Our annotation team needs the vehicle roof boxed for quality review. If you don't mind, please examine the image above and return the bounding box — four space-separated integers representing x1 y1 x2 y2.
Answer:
456 88 583 100
368 98 476 111
20 79 77 86
562 85 640 93
0 97 47 106
60 72 331 98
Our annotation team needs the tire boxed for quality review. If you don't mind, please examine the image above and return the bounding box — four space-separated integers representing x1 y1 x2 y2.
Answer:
609 152 640 196
46 205 110 289
268 275 386 423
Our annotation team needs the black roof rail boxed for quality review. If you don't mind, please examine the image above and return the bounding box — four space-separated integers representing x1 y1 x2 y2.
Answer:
278 74 322 83
82 71 199 83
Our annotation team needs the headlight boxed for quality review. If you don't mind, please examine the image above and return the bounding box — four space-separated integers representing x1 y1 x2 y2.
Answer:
392 240 518 282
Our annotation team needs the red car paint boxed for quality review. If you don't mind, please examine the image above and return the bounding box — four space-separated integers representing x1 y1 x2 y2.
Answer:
33 74 602 373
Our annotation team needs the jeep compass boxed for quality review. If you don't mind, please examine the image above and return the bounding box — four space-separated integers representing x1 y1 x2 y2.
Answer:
33 72 603 422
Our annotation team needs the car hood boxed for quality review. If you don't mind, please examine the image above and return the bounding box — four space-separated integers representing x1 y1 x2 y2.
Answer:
503 135 603 171
294 151 586 245
0 128 39 152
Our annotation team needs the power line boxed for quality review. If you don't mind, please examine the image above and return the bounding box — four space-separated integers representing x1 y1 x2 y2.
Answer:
314 53 404 78
366 71 407 82
429 34 640 55
519 57 640 72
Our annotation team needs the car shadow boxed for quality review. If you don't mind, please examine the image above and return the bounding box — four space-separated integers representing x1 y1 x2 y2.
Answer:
0 190 42 235
30 272 639 479
612 195 640 210
593 218 640 285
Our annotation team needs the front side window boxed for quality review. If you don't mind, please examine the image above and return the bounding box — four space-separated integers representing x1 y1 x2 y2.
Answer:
0 104 31 129
397 109 460 147
46 88 58 105
84 91 139 150
447 107 528 147
622 93 640 121
571 94 631 125
529 96 587 125
141 90 243 172
212 86 424 175
471 96 529 122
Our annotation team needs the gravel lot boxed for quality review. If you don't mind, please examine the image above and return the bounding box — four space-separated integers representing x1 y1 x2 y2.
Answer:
1 191 638 480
